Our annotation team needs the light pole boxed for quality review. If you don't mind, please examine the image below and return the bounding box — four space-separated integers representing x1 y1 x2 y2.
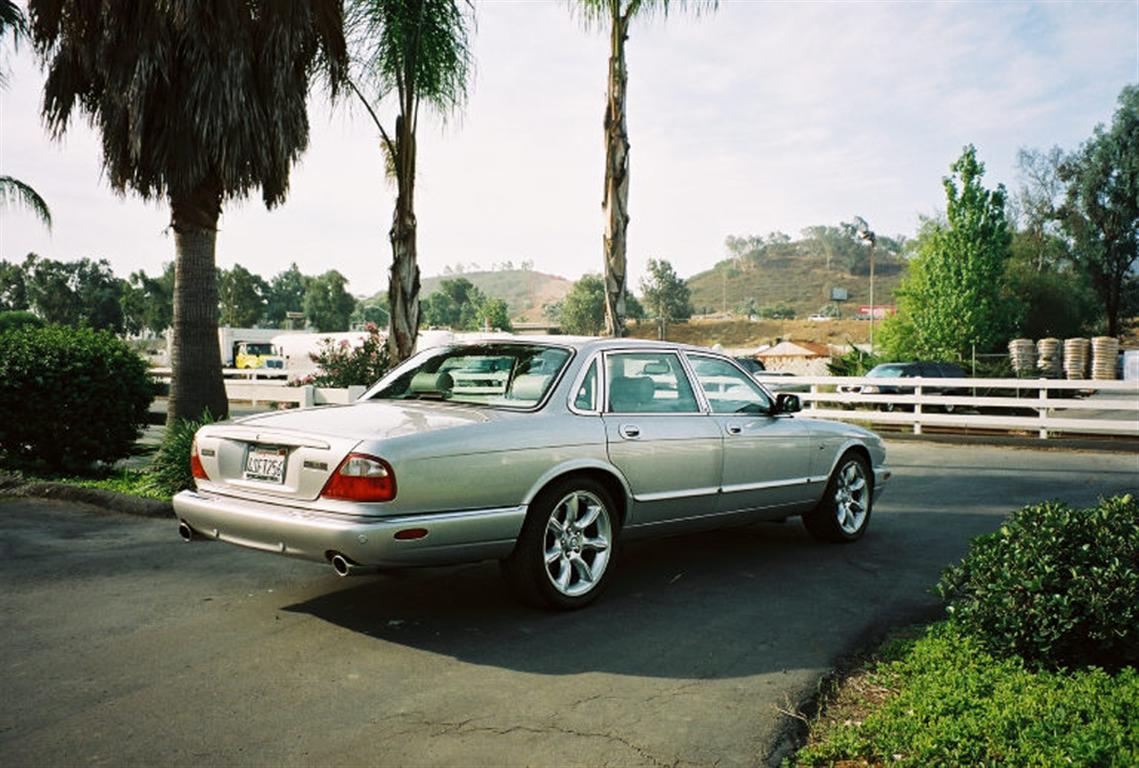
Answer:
854 218 876 354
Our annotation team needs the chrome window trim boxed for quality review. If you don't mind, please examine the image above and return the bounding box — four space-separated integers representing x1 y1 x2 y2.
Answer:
363 340 577 413
683 351 775 412
601 349 708 416
567 352 603 415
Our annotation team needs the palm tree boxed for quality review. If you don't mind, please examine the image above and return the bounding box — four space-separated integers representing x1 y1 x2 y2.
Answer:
28 1 347 423
347 0 473 363
573 0 716 336
0 2 51 229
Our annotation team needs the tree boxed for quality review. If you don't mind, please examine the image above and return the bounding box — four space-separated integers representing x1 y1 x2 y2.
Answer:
0 259 28 311
218 264 268 328
0 3 50 230
880 147 1021 361
476 297 512 332
1013 146 1067 272
639 257 692 339
558 274 608 336
1056 85 1139 338
29 1 347 423
304 270 356 332
265 263 310 328
21 254 124 332
573 0 716 337
347 0 473 362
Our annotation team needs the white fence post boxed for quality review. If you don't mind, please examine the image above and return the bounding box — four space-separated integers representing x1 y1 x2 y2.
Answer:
1038 383 1049 440
810 382 818 412
300 385 315 409
913 381 923 435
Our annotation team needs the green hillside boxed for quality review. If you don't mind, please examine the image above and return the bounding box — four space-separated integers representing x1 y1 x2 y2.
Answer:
687 238 907 319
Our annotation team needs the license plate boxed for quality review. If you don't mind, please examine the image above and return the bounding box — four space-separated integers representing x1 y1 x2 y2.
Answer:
244 445 287 483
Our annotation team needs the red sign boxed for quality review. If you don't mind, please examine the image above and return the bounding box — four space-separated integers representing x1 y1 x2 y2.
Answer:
858 305 895 319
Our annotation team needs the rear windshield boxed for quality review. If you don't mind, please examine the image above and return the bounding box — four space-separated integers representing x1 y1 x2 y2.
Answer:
365 343 572 409
868 364 910 378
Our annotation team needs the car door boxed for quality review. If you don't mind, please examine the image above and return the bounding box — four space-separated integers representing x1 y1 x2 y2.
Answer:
685 353 815 515
601 350 722 528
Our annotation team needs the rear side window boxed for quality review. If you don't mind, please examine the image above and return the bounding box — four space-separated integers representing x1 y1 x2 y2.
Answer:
606 352 699 413
574 358 599 412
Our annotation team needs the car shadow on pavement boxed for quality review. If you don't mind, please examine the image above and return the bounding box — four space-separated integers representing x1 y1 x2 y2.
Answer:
281 509 995 680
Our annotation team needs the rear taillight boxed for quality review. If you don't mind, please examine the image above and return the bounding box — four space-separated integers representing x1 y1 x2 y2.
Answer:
190 437 209 481
321 454 396 502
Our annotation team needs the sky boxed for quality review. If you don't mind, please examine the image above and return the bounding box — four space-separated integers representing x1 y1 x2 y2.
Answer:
1 0 1137 298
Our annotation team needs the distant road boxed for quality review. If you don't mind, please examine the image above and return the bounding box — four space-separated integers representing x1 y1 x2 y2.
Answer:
3 442 1136 767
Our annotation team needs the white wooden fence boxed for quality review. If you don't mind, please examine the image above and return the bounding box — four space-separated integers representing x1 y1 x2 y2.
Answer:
756 375 1139 440
151 367 1138 440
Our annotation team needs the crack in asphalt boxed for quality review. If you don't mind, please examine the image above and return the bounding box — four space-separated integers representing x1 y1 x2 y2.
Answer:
374 713 689 768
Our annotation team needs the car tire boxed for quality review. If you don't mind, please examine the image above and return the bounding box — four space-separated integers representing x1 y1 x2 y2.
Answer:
802 452 873 543
502 477 619 610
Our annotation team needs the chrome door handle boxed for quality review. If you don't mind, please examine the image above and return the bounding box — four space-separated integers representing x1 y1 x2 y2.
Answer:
726 425 743 435
618 424 641 439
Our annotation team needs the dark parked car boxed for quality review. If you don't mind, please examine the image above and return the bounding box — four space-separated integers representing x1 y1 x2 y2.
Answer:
734 357 766 375
839 362 967 412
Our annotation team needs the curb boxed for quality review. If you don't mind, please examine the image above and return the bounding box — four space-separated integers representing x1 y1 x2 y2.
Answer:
0 479 173 518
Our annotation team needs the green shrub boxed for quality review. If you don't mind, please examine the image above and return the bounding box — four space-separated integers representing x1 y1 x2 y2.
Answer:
797 621 1139 767
143 411 216 497
0 311 44 333
296 323 390 388
0 325 155 470
938 495 1139 670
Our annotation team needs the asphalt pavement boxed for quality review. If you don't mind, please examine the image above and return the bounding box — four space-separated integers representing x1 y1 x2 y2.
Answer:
1 442 1136 767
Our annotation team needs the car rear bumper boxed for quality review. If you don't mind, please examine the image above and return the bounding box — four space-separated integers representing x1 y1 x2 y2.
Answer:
173 490 526 568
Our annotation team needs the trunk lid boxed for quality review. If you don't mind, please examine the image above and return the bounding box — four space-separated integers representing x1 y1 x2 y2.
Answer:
193 401 494 503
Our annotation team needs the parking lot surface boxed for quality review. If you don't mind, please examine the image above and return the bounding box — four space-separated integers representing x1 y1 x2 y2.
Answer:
1 442 1136 767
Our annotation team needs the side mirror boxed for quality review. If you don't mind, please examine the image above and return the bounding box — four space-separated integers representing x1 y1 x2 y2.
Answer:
774 393 801 415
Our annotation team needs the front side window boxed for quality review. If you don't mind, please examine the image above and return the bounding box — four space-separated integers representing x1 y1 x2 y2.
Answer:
605 352 700 413
365 343 571 409
687 355 773 414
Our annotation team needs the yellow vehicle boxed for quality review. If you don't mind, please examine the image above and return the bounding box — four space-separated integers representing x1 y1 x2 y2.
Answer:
234 341 284 370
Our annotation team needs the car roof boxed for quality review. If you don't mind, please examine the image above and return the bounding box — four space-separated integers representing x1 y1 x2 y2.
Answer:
433 335 728 357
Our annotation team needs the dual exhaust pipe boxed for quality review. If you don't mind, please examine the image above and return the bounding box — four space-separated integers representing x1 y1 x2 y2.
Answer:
177 522 373 578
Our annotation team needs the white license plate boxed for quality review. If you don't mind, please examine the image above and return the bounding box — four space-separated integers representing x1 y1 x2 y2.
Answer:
244 445 287 483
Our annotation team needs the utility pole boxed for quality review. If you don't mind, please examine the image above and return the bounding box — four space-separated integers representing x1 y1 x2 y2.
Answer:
854 217 877 354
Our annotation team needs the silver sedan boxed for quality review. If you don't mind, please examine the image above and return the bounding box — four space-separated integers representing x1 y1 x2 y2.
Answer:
174 338 890 609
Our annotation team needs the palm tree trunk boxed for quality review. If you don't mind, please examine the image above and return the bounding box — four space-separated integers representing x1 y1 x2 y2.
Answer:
387 117 420 363
602 13 631 338
168 182 228 425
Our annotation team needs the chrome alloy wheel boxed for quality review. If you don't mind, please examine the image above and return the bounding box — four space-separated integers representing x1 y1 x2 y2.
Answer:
543 490 613 598
834 459 869 535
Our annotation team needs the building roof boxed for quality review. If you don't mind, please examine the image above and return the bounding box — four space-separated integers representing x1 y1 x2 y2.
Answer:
755 340 832 358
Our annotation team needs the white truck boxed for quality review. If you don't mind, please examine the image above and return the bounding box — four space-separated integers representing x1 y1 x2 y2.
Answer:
216 327 297 371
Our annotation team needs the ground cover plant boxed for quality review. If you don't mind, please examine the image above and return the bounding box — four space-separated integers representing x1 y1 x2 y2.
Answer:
794 622 1139 767
794 494 1139 766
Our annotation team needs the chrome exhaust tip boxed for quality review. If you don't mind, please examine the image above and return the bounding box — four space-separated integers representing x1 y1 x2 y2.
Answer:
330 553 377 577
177 521 194 543
330 553 352 577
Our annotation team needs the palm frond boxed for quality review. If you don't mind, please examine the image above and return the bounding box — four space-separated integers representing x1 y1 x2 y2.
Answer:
567 0 717 30
27 0 349 209
0 175 52 229
347 0 474 122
